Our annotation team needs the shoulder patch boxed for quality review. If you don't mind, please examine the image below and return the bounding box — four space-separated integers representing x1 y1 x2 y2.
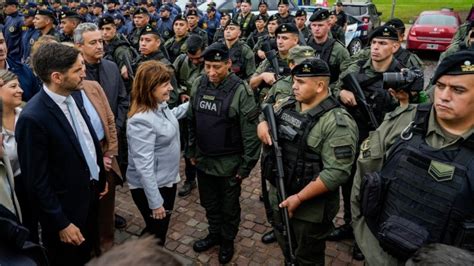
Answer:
334 110 348 127
273 96 290 113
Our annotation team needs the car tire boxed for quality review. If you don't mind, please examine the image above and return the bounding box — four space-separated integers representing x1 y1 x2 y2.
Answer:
348 38 363 55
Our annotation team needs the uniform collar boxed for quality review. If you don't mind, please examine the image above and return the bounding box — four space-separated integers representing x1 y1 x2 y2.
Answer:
427 107 474 148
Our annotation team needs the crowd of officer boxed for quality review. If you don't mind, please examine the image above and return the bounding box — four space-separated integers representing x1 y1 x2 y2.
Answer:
0 0 473 264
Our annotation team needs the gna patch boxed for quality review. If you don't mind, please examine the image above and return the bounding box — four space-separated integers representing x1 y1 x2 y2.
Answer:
197 97 222 115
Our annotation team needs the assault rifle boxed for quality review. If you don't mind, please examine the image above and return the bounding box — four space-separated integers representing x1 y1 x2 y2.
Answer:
342 73 379 129
261 39 281 79
262 103 297 266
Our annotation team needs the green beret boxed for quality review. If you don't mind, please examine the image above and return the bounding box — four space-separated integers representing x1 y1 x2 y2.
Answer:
202 42 229 62
291 58 330 77
431 50 474 84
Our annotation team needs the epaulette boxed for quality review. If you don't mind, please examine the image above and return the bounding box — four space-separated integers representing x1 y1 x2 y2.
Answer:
383 104 416 121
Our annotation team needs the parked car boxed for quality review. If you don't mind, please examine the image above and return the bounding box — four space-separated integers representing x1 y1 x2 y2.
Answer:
345 14 369 55
340 1 381 32
406 9 462 52
197 0 298 16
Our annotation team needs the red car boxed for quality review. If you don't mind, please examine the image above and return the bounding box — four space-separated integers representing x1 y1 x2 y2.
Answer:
407 9 462 52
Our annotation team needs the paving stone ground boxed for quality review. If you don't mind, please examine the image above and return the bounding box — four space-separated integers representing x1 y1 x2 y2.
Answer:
114 159 363 265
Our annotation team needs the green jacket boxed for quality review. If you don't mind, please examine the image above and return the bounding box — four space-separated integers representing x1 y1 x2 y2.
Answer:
227 40 256 81
351 104 474 265
173 53 205 95
187 74 261 177
268 96 358 223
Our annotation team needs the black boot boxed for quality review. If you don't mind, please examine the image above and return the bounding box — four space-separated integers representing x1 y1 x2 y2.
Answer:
114 214 127 229
178 181 196 197
219 239 234 264
352 242 365 261
261 230 276 244
326 224 353 241
193 234 220 252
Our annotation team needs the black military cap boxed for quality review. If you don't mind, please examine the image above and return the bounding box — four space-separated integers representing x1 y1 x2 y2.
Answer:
98 15 115 28
60 11 82 20
278 0 289 5
241 0 252 4
134 7 149 16
431 50 474 84
336 1 343 7
37 0 49 6
275 23 298 35
23 9 36 17
309 9 330 22
295 9 307 17
291 58 331 77
258 0 268 7
255 14 266 22
385 18 405 31
93 2 104 9
25 2 37 9
369 25 399 41
202 42 229 62
186 9 199 17
173 14 187 24
225 19 241 29
329 10 337 16
140 24 160 37
5 0 19 6
106 0 119 4
207 6 216 12
267 14 280 24
36 9 55 20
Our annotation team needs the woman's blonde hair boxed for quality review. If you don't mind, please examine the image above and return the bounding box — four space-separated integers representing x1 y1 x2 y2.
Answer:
0 69 18 85
128 61 173 117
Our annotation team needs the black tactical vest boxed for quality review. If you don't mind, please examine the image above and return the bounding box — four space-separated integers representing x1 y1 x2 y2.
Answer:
264 96 340 194
193 74 243 156
307 38 340 83
362 104 474 259
228 41 246 79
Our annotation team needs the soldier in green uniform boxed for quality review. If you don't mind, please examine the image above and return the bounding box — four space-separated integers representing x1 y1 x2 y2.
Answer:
246 14 267 50
127 7 149 50
275 0 295 25
259 45 316 245
234 0 256 41
253 14 280 66
351 50 474 265
307 9 350 86
330 25 406 260
451 20 473 44
59 11 82 43
174 35 206 198
257 58 358 265
222 20 256 81
250 23 299 102
186 9 208 47
328 10 345 46
295 10 310 41
213 12 231 43
164 14 189 63
440 21 473 62
340 18 424 72
188 42 260 264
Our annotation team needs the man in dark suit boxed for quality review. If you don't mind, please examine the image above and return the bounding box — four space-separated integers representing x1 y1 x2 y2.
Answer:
15 43 108 265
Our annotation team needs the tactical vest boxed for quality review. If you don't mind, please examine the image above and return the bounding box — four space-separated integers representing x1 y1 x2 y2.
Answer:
361 104 474 259
350 59 402 138
193 74 244 156
166 36 187 63
263 96 340 194
394 48 411 67
309 38 339 83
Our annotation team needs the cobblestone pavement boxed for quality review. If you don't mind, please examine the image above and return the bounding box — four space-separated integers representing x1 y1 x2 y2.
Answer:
114 159 364 265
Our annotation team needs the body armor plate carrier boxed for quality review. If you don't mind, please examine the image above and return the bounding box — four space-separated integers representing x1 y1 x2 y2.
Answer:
360 104 474 259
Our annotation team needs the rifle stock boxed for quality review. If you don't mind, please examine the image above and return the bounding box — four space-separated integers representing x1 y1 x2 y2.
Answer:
262 104 296 265
341 73 379 129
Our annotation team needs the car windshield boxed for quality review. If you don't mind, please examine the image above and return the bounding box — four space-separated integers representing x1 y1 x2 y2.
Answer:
343 6 367 16
417 14 458 26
